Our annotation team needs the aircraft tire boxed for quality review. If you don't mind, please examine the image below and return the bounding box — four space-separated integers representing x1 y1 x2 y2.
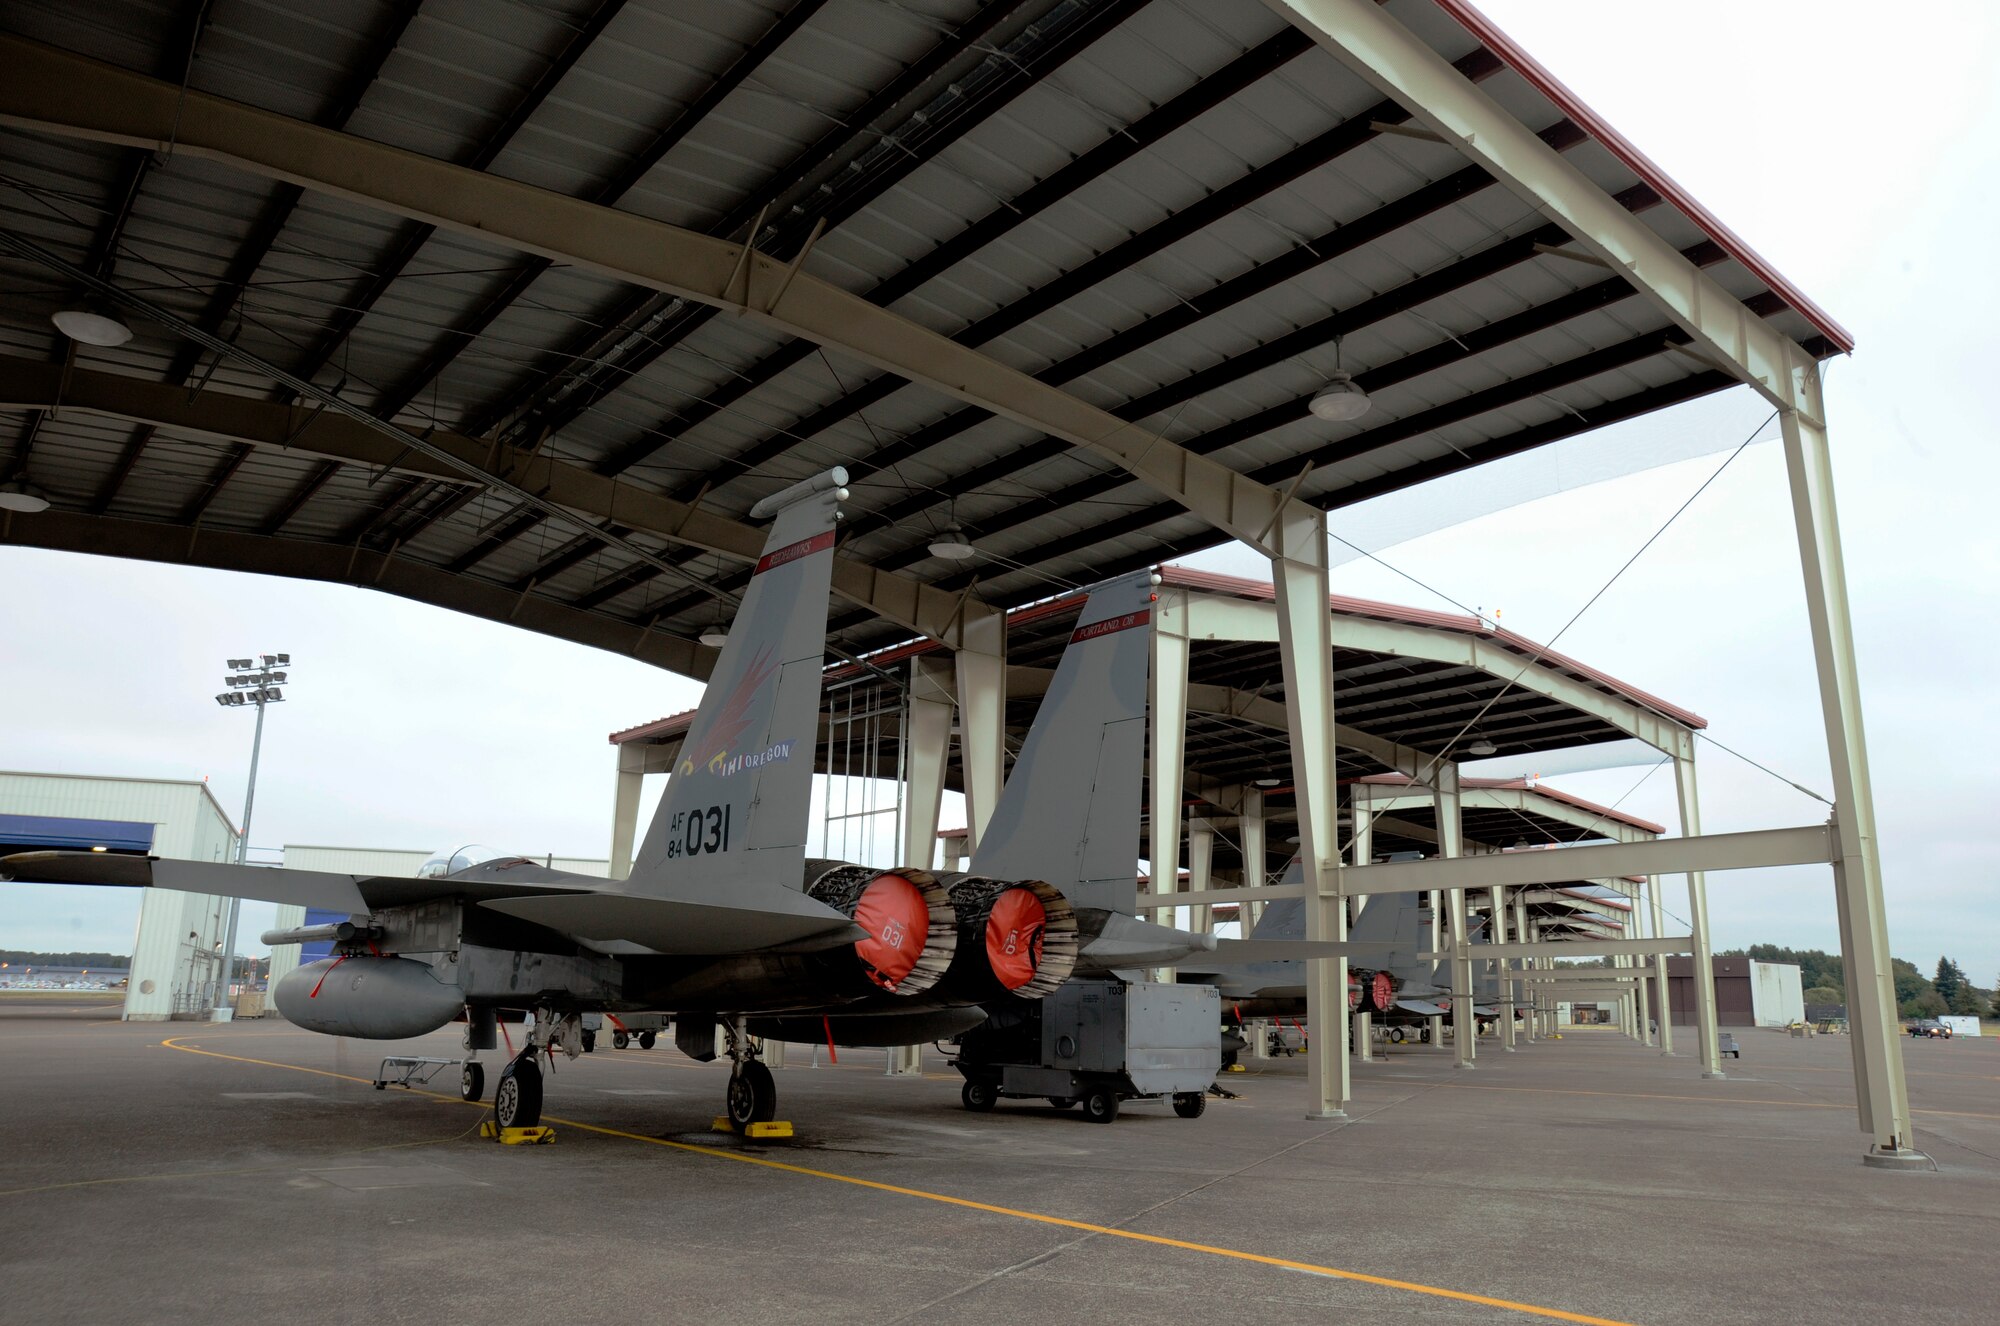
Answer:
638 1030 657 1050
1388 1026 1406 1044
962 1080 998 1112
581 1029 596 1054
1082 1088 1120 1124
728 1061 778 1127
1172 1092 1206 1119
612 1029 629 1049
495 1055 542 1129
460 1061 484 1102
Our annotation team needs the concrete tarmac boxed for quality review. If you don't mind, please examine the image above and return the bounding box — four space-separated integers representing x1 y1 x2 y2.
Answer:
3 1013 1996 1324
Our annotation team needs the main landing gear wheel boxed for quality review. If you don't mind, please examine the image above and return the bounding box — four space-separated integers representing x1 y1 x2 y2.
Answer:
612 1029 629 1050
581 1029 596 1054
1172 1092 1206 1119
460 1061 485 1102
727 1061 777 1128
494 1051 543 1129
961 1080 998 1112
1082 1087 1120 1124
1388 1026 1407 1044
638 1030 657 1050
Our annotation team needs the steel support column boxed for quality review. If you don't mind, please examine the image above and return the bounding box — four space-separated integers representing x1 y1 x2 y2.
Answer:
1514 896 1532 1043
1434 767 1473 1067
1240 787 1267 931
955 609 1006 853
1149 624 1191 923
901 655 955 871
1271 540 1347 1120
1491 884 1515 1051
1187 818 1215 933
1650 874 1675 1054
1351 807 1375 1063
1779 406 1914 1159
609 743 646 880
1630 883 1654 1046
1674 754 1724 1078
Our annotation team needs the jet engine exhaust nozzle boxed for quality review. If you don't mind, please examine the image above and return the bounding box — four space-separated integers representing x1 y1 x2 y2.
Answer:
935 875 1079 1002
804 862 956 997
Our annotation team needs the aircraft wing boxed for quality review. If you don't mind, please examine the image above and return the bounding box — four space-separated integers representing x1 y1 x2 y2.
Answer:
480 889 866 955
3 850 600 913
1394 998 1449 1017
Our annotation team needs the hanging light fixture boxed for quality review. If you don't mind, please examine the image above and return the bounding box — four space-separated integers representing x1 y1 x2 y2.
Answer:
698 624 730 648
927 523 976 561
1308 335 1370 422
1466 737 1498 757
51 306 133 348
0 480 51 513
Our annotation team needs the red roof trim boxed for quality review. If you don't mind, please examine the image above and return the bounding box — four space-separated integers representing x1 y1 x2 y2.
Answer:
1429 0 1854 353
613 564 1704 743
1357 773 1665 836
1160 566 1705 730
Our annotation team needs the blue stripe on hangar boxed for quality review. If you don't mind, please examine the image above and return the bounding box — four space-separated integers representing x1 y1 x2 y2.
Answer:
0 813 155 854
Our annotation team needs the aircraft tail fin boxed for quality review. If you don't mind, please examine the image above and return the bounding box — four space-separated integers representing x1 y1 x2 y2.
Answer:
627 469 847 906
969 571 1155 913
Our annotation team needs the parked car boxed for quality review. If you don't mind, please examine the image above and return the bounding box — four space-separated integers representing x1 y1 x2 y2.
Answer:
1907 1018 1953 1039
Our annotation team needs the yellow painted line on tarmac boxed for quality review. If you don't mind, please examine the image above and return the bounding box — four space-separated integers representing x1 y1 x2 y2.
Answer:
1432 1081 2000 1122
158 1036 1640 1326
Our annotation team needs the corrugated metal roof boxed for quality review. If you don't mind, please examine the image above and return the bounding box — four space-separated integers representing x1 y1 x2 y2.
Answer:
2 0 1840 680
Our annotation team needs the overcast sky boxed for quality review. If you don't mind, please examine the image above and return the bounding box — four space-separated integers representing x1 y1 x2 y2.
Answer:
3 0 1995 986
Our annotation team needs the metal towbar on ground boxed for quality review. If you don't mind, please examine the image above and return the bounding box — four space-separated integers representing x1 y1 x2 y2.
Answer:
372 1055 461 1090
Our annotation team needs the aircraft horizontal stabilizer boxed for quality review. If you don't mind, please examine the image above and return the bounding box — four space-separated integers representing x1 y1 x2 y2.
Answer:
1077 910 1215 969
480 888 865 955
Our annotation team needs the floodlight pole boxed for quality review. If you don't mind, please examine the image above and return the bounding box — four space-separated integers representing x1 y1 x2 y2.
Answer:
212 654 288 1022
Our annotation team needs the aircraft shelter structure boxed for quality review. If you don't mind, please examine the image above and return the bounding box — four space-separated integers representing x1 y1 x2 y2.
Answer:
611 569 1707 1071
0 0 1905 1159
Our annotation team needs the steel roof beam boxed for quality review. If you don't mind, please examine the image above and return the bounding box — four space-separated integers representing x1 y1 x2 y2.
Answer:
1354 785 1655 844
867 239 1727 585
0 354 986 649
434 0 1126 570
0 35 1319 557
261 0 632 535
1168 822 1835 907
341 0 834 552
1262 0 1825 425
498 27 1317 591
642 178 1662 625
105 1 425 521
0 507 712 678
596 51 1519 611
915 325 1701 591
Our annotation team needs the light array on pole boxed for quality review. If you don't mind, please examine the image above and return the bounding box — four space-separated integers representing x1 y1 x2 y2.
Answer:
214 655 292 708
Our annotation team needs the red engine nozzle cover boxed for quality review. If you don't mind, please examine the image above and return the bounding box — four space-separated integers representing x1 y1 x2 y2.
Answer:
985 887 1047 991
852 873 929 992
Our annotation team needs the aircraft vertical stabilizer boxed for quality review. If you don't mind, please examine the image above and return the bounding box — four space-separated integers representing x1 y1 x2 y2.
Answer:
627 468 847 905
971 570 1154 914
